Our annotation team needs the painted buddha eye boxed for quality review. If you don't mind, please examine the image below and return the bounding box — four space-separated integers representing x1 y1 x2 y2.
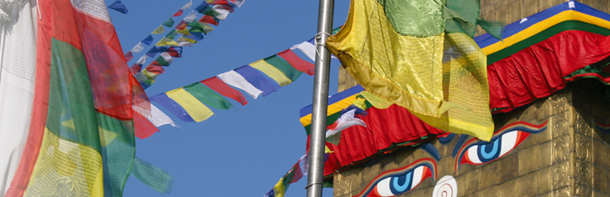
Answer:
371 166 432 197
455 121 547 170
356 159 436 197
460 130 524 165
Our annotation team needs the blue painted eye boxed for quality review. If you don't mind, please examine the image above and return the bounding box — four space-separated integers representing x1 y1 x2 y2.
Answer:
355 159 436 197
455 121 547 170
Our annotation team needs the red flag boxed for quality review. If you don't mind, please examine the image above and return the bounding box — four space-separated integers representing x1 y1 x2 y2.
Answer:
130 64 142 74
124 51 133 62
175 20 188 30
167 47 182 57
199 15 219 26
278 49 315 75
173 9 184 17
146 61 165 74
201 76 248 105
133 111 159 139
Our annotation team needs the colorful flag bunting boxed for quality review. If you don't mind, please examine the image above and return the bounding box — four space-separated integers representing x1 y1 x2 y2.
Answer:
182 0 193 9
234 65 280 96
131 42 144 52
152 25 165 34
156 38 181 47
199 15 219 26
177 36 198 44
217 70 263 99
163 18 175 27
108 0 129 14
155 52 174 66
183 32 204 41
277 49 315 76
176 28 191 35
141 35 154 45
201 76 248 105
173 9 184 17
183 82 233 110
210 0 235 12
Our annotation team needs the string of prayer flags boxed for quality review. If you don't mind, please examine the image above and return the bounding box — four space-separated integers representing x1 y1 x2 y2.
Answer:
152 25 165 34
175 20 188 30
250 60 293 87
108 0 128 14
264 155 308 197
163 18 175 27
165 29 178 39
156 38 180 47
212 5 230 20
155 53 174 66
153 88 215 122
195 1 211 13
166 46 183 58
210 0 236 12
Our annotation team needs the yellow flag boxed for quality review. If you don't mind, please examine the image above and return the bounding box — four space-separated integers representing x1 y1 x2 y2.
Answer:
152 25 165 34
156 38 180 46
327 0 494 140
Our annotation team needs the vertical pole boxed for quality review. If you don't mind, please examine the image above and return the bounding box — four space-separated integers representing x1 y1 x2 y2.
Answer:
306 0 335 196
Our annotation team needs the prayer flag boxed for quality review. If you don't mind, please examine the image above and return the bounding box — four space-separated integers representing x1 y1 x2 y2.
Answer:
166 88 215 122
199 15 219 26
290 41 316 61
326 0 494 140
141 35 154 45
134 111 159 139
277 49 315 76
187 21 206 33
212 5 230 20
152 25 165 34
183 32 204 41
131 157 174 194
183 11 198 23
264 54 302 82
195 1 211 13
176 28 191 35
2 0 150 196
156 38 180 46
182 0 193 9
234 65 280 97
150 93 195 122
230 0 245 7
167 47 183 58
148 104 176 127
165 29 178 39
130 64 142 74
173 9 184 17
155 52 174 66
183 82 233 110
125 51 134 62
108 0 128 14
136 55 148 65
162 18 175 27
131 42 144 52
175 20 188 30
201 76 248 105
249 60 292 86
217 70 263 99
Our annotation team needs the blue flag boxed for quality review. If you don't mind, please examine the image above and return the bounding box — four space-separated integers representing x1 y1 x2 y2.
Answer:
108 0 128 14
141 35 154 45
234 65 280 97
194 1 210 13
184 32 204 41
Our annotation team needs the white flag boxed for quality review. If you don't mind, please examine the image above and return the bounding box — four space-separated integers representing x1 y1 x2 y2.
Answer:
217 70 263 99
131 42 144 53
182 0 192 9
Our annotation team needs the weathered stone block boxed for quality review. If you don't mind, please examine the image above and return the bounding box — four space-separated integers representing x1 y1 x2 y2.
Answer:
518 145 541 176
537 166 553 194
593 164 610 194
481 153 518 189
593 139 610 169
518 171 538 196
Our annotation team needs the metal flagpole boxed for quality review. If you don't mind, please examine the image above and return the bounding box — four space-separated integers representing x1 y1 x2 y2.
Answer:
306 0 335 196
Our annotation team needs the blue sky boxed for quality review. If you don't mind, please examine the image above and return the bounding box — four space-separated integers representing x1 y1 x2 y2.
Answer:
104 0 351 196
